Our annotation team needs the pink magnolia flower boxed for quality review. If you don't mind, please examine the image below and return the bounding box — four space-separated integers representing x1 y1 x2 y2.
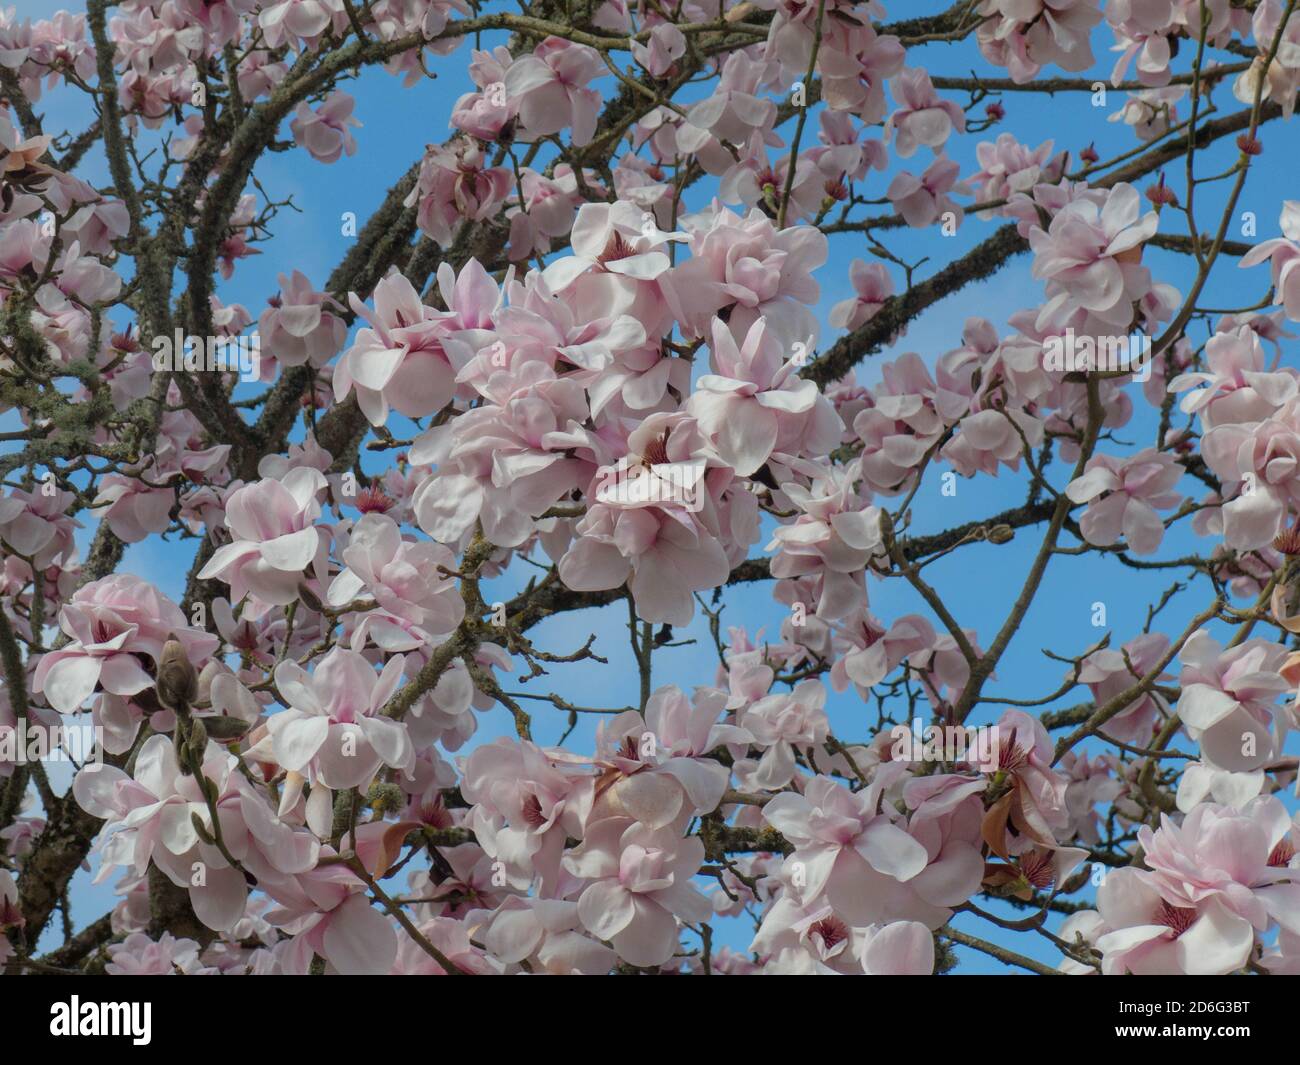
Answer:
1107 85 1185 142
506 166 580 261
830 611 935 697
1094 867 1253 975
1262 927 1300 973
967 132 1064 211
1065 448 1184 555
63 189 130 258
257 0 347 49
1175 630 1291 772
887 68 966 157
898 774 988 921
976 0 1101 84
197 467 328 608
631 22 685 77
541 199 685 294
28 12 96 92
267 648 414 795
667 203 827 345
675 52 779 177
391 914 500 974
979 710 1071 854
1170 324 1296 430
1216 309 1297 361
473 896 617 974
942 404 1045 479
334 271 458 427
1107 0 1180 86
407 138 512 247
1059 751 1122 844
326 512 464 649
762 775 929 927
716 133 826 226
738 679 831 790
1202 396 1300 549
451 46 518 140
33 574 217 715
1239 200 1300 321
258 270 347 368
461 737 594 894
0 485 80 568
400 841 507 923
105 931 213 975
370 0 471 85
1076 633 1172 746
587 696 744 829
1139 797 1300 936
553 415 733 624
412 369 595 549
261 833 399 975
817 18 906 123
812 110 888 185
754 884 941 974
57 246 121 315
688 316 842 477
637 684 749 810
858 920 936 974
767 459 882 621
1175 758 1267 814
1028 182 1160 328
886 154 969 228
751 893 866 974
1233 1 1300 121
73 737 255 932
89 474 175 544
503 37 602 146
290 90 360 163
563 817 711 967
829 259 893 332
559 499 731 625
853 353 947 493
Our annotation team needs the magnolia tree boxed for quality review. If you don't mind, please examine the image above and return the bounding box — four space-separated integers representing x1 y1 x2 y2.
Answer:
3 0 1300 979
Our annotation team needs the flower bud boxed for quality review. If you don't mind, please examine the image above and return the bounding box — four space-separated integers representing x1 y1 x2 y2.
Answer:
203 714 253 741
297 581 325 614
155 634 198 712
1237 133 1263 156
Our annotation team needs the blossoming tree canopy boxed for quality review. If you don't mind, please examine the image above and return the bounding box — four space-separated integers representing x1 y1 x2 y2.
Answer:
3 0 1300 980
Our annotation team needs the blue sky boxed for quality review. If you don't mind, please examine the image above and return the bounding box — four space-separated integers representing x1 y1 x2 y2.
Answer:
9 0 1300 972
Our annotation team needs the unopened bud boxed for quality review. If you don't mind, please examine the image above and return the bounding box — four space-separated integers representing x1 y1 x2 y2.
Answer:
297 582 324 613
986 524 1014 545
1145 175 1177 208
155 634 198 712
203 714 253 741
0 891 24 930
190 811 216 847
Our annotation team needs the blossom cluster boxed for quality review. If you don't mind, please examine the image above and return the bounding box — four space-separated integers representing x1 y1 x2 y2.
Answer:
2 0 1300 979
